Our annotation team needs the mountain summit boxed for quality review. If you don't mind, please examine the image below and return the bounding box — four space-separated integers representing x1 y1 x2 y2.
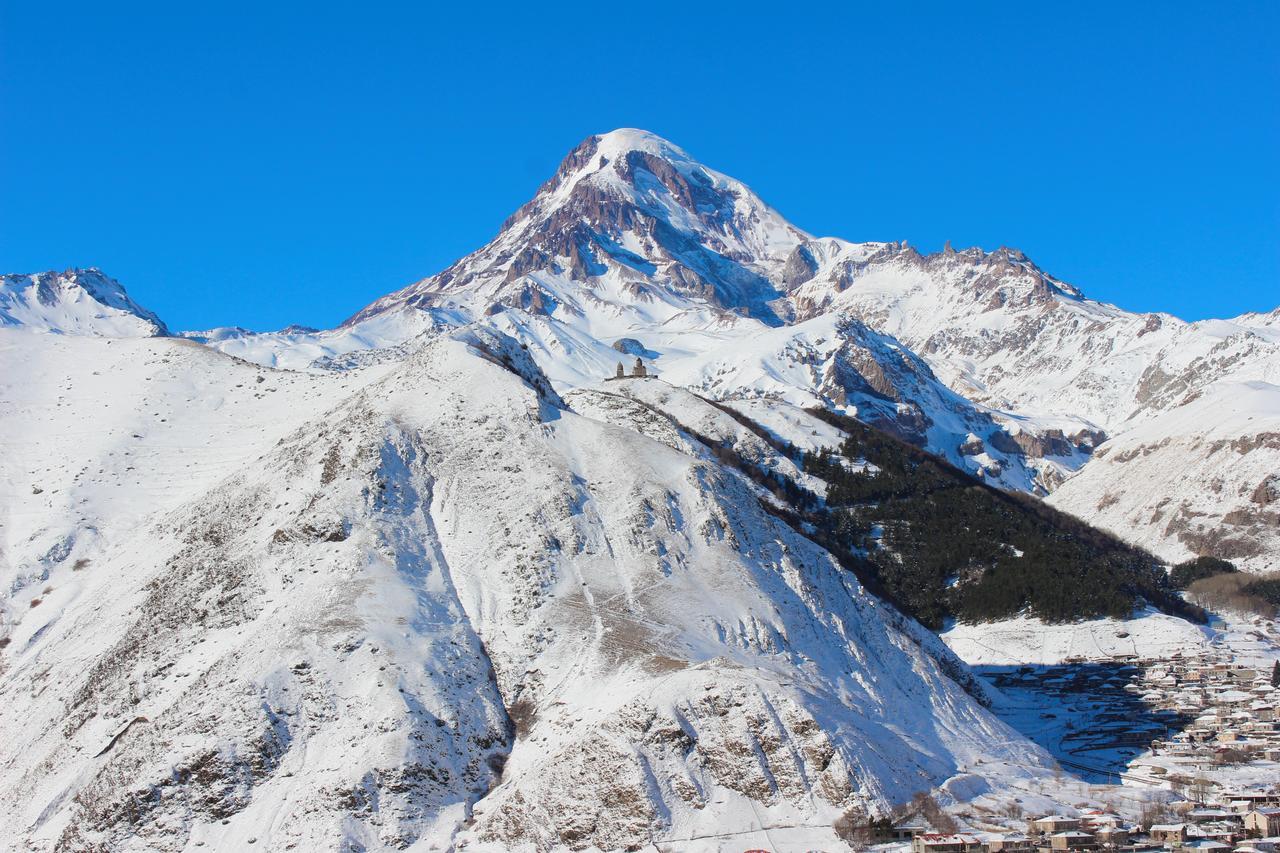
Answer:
348 129 809 327
348 129 1088 340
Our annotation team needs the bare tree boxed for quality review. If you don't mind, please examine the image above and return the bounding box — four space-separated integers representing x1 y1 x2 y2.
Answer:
1138 800 1174 830
835 805 874 850
1187 572 1280 618
912 792 959 834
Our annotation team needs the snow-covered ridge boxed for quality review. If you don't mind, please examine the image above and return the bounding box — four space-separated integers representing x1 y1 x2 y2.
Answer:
177 308 459 371
787 241 1277 433
0 268 167 337
0 324 1058 851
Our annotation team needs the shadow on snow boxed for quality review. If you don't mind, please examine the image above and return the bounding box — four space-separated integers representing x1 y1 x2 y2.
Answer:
974 662 1194 784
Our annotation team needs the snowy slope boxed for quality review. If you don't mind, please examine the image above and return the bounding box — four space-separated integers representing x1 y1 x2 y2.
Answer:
783 241 1280 566
0 325 1059 852
0 327 396 599
941 610 1215 666
179 306 460 371
652 312 1095 492
1046 379 1280 571
0 269 167 337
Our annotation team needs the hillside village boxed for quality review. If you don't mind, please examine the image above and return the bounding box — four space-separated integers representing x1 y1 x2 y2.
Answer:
881 620 1280 853
1139 656 1280 774
902 795 1280 853
982 651 1280 785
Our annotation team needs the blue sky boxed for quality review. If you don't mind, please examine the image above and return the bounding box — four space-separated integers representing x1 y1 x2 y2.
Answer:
2 2 1276 331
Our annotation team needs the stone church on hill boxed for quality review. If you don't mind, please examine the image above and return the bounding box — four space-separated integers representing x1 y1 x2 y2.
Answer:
612 357 650 379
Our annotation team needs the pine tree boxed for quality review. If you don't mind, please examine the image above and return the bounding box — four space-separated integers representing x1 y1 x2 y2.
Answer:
1272 660 1279 688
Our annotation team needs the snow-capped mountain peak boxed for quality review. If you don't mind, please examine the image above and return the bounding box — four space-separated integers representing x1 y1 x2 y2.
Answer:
347 129 809 327
503 128 807 252
0 268 168 337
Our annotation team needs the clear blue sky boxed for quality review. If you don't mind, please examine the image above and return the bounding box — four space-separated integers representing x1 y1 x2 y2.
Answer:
2 2 1276 331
